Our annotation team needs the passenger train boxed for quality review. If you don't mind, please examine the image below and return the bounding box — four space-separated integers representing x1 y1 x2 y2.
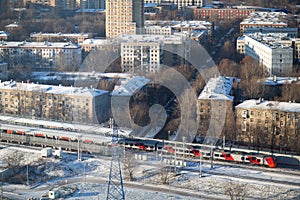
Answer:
0 116 276 168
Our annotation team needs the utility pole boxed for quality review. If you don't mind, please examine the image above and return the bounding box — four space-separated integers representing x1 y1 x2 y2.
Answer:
210 147 214 169
27 165 29 186
106 118 125 200
78 135 82 161
199 152 202 178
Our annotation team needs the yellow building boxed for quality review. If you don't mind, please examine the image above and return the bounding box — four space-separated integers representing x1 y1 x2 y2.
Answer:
0 80 110 124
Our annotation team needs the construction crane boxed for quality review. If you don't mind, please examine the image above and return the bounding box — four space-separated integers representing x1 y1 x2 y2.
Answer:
106 118 125 200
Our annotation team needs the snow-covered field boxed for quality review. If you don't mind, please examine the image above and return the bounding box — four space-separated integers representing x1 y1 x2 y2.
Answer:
0 145 299 200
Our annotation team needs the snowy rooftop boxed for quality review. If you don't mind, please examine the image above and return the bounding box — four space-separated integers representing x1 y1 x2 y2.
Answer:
145 20 212 29
118 34 185 44
0 31 9 37
30 32 90 37
0 41 80 48
262 76 300 86
198 76 234 101
0 81 108 97
241 12 287 25
82 38 119 45
236 99 300 113
245 33 293 49
111 76 150 96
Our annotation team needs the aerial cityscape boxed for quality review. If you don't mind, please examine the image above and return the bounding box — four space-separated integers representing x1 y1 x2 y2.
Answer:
0 0 299 199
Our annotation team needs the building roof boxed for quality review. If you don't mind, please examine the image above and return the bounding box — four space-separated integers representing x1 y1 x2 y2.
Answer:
0 41 80 49
0 31 9 37
262 76 300 86
30 32 90 38
198 76 234 101
0 81 108 97
236 99 300 113
245 32 293 49
240 12 287 26
118 34 186 44
111 76 150 96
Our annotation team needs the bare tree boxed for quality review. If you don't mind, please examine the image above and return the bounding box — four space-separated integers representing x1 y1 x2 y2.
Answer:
2 150 25 169
158 163 175 185
224 182 249 200
121 151 139 181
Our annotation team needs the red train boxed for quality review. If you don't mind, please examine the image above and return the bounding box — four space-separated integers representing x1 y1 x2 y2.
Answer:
190 148 276 168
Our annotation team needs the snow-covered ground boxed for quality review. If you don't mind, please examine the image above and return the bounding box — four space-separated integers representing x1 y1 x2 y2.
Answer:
0 145 299 200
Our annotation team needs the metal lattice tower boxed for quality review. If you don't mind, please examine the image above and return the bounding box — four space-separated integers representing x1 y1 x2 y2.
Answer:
106 118 125 200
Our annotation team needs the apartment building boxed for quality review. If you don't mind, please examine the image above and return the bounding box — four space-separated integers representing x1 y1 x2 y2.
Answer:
77 0 105 9
237 33 294 76
144 20 213 43
0 41 82 71
144 0 206 9
81 38 119 53
190 7 254 20
240 12 288 34
235 99 300 152
111 76 150 127
0 80 110 123
197 76 235 137
30 33 93 44
106 0 144 38
120 34 189 73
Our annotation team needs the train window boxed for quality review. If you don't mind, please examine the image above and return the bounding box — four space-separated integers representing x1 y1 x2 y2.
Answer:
206 153 210 156
241 157 244 160
257 159 261 162
214 154 220 157
220 154 224 157
245 157 249 160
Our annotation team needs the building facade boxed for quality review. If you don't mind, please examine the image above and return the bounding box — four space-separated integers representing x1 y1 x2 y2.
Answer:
240 12 288 34
120 34 189 73
105 0 144 38
235 99 300 152
144 0 206 9
0 80 110 123
0 62 8 80
237 33 294 76
190 7 254 21
197 76 235 138
30 33 93 44
0 41 82 71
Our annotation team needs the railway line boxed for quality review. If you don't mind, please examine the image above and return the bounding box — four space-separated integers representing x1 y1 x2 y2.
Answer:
0 115 299 169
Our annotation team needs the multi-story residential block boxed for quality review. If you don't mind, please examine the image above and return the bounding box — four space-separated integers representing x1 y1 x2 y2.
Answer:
106 0 144 38
81 38 119 53
245 27 298 38
111 76 150 127
144 0 206 9
235 99 300 152
240 12 288 34
78 0 105 10
30 33 93 44
197 76 235 137
0 41 82 71
237 33 294 76
190 7 254 21
144 20 213 42
23 0 57 7
0 80 110 123
120 34 189 73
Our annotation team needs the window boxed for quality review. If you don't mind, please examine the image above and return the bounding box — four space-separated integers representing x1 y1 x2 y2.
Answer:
250 111 254 115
